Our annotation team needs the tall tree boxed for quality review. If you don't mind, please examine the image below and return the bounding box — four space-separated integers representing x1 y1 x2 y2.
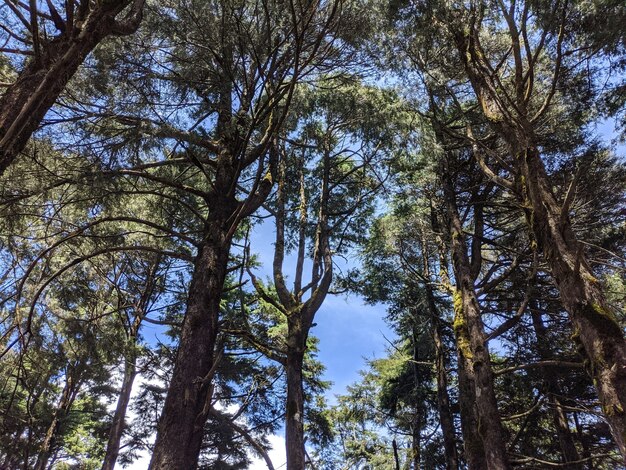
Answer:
247 80 400 469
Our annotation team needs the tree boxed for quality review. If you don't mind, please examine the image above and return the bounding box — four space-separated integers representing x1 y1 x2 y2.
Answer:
246 80 402 469
0 0 146 174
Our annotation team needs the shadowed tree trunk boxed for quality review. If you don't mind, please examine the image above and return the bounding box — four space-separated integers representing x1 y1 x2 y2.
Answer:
432 217 486 470
411 411 421 469
145 1 341 464
149 191 237 469
34 364 83 470
422 245 460 470
432 316 460 470
450 9 626 457
442 164 511 470
285 321 307 470
102 356 137 470
265 149 332 470
0 0 144 175
456 357 488 469
530 305 583 469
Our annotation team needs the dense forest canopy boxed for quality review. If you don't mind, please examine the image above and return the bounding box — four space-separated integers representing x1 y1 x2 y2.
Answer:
0 0 625 468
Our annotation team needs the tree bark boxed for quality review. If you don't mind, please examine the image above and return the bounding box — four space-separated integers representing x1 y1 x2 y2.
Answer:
285 320 307 470
34 370 80 470
101 356 137 470
411 412 421 470
443 170 511 470
421 259 459 470
432 316 460 470
456 356 487 470
0 0 143 175
149 217 233 469
453 22 626 459
520 147 626 459
431 217 483 470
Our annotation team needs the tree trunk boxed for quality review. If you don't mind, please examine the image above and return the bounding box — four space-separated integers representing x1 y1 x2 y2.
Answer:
432 318 460 470
285 346 306 470
0 1 140 175
431 217 481 470
519 147 626 459
285 311 310 470
530 306 582 469
149 227 232 469
101 355 138 470
453 25 626 459
34 372 78 470
573 412 594 470
444 172 511 470
456 343 488 470
411 413 421 470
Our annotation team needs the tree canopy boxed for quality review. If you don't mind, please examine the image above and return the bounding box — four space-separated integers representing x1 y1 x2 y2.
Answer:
0 0 625 469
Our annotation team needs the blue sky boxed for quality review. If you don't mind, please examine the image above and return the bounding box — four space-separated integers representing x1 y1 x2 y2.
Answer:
244 219 392 468
247 217 393 402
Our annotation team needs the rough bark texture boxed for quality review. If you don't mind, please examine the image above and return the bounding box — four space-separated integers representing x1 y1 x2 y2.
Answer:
285 323 307 470
444 172 511 470
520 147 626 459
453 22 626 460
456 357 487 470
411 412 421 470
149 205 234 469
101 357 137 470
0 0 142 175
432 317 460 470
34 370 80 470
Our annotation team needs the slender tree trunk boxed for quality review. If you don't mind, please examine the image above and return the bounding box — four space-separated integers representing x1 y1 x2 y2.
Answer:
530 306 582 469
392 439 401 470
432 317 460 470
34 373 78 470
573 412 593 470
101 356 138 470
422 273 459 470
149 221 233 469
443 172 511 470
411 413 421 469
285 344 306 470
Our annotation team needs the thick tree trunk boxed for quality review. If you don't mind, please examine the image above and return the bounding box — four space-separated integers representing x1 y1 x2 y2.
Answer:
444 174 511 470
285 348 306 470
453 25 626 458
431 219 481 470
519 148 626 459
149 228 231 469
0 1 139 175
456 341 488 470
0 37 95 174
530 306 582 469
101 356 138 470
